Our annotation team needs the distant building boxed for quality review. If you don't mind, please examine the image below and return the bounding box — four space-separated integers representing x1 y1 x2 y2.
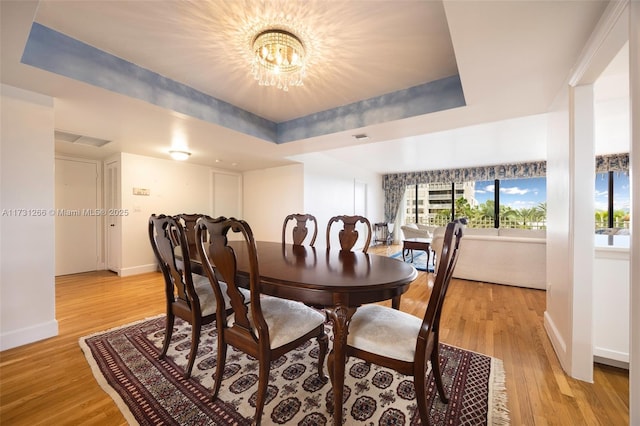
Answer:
404 182 476 224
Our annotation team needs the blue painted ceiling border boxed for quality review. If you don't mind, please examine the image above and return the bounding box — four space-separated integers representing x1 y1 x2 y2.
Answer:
22 22 465 144
277 75 465 143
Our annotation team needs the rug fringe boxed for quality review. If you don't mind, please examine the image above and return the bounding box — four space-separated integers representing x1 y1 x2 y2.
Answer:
78 314 165 426
78 313 165 341
489 358 510 425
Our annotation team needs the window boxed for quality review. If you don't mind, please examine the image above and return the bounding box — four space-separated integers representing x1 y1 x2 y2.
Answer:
403 177 547 229
476 177 546 229
595 171 630 233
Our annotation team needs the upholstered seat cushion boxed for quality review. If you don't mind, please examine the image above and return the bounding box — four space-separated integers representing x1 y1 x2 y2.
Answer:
192 274 250 316
252 297 326 349
347 304 421 362
401 224 434 239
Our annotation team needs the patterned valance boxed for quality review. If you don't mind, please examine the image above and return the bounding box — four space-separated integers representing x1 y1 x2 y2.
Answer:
383 153 629 189
382 160 546 189
596 152 629 173
382 153 629 224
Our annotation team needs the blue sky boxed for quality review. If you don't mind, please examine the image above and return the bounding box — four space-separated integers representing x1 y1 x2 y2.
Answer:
474 174 630 212
474 177 546 210
595 172 630 212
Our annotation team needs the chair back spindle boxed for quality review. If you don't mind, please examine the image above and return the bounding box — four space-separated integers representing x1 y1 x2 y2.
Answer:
326 214 372 253
282 213 318 246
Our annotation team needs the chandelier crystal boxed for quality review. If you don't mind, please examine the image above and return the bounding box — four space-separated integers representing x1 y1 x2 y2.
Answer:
251 29 305 91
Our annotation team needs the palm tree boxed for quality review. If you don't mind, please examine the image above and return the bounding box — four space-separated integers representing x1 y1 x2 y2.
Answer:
498 205 518 227
478 200 495 220
516 208 538 228
595 210 607 227
531 204 546 228
454 196 473 219
611 209 628 228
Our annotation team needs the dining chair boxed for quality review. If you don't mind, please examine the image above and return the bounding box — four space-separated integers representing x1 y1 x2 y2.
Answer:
283 213 331 312
326 214 372 253
330 220 463 425
148 214 220 378
177 212 202 237
282 213 318 246
195 216 328 426
177 213 204 256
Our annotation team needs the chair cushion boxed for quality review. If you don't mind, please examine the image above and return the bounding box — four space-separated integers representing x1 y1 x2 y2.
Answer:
192 274 250 316
255 297 326 349
192 274 218 316
416 224 436 237
348 304 421 362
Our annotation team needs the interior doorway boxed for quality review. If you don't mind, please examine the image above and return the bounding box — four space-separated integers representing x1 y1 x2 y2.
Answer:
54 156 101 275
105 159 121 274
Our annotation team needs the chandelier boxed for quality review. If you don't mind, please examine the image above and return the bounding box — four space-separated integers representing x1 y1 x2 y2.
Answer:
251 29 305 91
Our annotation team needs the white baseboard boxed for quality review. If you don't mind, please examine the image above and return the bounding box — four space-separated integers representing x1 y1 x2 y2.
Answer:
119 263 158 277
0 319 58 351
593 347 629 364
543 311 569 371
593 355 629 370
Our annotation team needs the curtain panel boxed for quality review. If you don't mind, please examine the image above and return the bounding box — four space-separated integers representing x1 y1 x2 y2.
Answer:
382 153 628 224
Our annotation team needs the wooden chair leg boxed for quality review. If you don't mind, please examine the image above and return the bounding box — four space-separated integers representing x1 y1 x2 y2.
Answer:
211 341 227 400
414 367 431 426
159 313 175 358
317 332 328 380
253 355 271 426
327 351 334 387
431 345 449 403
184 323 201 378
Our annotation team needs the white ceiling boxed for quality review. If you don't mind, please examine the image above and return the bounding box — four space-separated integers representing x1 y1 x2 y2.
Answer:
1 0 621 174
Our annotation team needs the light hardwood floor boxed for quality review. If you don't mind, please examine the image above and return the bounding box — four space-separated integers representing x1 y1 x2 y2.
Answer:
0 244 629 425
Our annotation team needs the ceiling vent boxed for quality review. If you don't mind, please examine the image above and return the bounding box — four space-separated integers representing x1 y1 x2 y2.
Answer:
55 130 111 147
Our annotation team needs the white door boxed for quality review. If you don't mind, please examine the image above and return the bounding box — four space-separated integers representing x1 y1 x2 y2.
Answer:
105 160 121 273
55 157 99 275
354 181 367 216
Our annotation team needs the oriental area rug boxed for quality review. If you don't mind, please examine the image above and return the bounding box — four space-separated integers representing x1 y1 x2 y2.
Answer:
80 315 509 425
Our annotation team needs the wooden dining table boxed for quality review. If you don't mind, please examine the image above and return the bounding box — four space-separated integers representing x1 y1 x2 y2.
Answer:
221 240 419 425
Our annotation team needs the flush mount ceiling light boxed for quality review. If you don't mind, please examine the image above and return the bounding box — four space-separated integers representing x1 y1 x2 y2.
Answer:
251 28 305 91
169 150 191 161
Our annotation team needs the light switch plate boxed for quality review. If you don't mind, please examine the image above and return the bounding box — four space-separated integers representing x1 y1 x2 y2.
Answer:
133 187 150 196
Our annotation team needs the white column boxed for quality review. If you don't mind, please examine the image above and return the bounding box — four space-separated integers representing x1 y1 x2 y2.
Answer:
570 84 596 381
628 1 639 422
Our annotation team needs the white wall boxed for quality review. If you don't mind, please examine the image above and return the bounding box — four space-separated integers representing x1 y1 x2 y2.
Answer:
241 157 383 247
301 153 383 249
570 85 597 381
629 1 639 422
544 1 632 384
118 153 213 276
212 171 242 218
0 84 57 350
544 91 572 373
243 164 304 242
